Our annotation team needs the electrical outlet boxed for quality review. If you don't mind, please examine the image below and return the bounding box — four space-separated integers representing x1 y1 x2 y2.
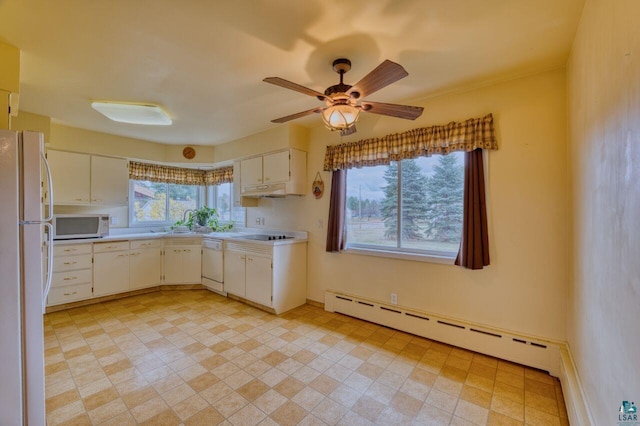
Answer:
390 293 398 305
111 216 119 225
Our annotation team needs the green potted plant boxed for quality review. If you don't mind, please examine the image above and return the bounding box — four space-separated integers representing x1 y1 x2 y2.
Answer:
176 207 233 233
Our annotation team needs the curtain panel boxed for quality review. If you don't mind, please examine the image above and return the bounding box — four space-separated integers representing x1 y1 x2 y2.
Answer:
323 113 498 171
129 161 233 186
203 166 234 185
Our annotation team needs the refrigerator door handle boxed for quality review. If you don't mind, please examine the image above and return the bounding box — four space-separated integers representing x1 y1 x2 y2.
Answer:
41 151 54 222
42 222 53 309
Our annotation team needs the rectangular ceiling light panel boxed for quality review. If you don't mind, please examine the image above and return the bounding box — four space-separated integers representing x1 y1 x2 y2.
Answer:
91 101 172 125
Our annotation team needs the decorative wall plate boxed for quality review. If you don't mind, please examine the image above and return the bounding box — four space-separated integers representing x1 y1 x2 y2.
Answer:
312 172 324 199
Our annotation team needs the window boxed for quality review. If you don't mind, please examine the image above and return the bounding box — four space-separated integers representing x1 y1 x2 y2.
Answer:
130 180 202 225
206 182 232 221
346 152 464 257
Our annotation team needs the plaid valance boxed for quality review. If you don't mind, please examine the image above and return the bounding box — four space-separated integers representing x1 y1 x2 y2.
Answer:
129 161 233 185
323 113 498 171
203 166 234 185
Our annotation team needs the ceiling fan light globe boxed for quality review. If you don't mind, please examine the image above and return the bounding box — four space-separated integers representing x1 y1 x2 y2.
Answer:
321 104 360 131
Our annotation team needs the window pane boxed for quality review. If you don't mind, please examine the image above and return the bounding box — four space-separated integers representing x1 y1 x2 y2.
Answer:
400 154 464 252
345 152 465 256
132 180 167 223
346 165 395 248
216 183 231 221
168 184 199 222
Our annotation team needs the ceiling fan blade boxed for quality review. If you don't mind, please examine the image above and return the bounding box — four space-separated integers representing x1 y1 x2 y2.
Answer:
360 101 424 120
271 107 322 124
263 77 328 100
347 60 409 98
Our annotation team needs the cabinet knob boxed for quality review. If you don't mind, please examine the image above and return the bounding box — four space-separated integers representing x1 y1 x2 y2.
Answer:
64 249 77 252
184 249 191 252
75 198 83 201
63 261 77 265
265 177 270 181
63 291 78 296
63 276 77 281
92 199 102 202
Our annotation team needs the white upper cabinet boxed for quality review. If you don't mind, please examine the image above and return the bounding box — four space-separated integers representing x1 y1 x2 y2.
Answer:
262 150 290 184
240 156 263 187
48 150 128 206
239 148 306 196
90 155 129 206
47 150 91 204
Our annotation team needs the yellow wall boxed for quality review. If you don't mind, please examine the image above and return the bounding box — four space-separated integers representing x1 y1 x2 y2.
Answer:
10 111 51 141
567 0 640 423
49 124 216 165
0 41 20 93
213 124 309 163
247 69 569 341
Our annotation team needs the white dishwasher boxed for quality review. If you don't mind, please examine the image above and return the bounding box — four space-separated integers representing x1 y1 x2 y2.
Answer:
202 238 224 293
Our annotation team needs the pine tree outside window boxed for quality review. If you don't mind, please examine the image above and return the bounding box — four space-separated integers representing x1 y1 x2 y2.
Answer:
345 152 464 257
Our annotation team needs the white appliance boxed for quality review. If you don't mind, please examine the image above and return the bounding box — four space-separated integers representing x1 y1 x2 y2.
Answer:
53 214 109 240
0 130 53 425
202 238 224 293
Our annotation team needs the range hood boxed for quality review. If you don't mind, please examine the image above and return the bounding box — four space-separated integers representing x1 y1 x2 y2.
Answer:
241 183 288 198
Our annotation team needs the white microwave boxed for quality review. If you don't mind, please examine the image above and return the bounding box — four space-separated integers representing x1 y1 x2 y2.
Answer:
53 214 110 240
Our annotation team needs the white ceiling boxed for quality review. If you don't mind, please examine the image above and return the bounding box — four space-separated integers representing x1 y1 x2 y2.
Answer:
0 0 584 146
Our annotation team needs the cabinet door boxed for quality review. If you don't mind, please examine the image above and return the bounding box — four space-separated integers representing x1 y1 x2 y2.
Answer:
93 251 130 296
245 255 272 307
240 156 263 188
163 247 183 284
223 250 246 297
48 150 91 204
182 246 202 283
91 156 128 205
130 248 161 290
263 151 290 184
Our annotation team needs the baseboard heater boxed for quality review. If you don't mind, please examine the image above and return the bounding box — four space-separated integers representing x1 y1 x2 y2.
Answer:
325 290 561 377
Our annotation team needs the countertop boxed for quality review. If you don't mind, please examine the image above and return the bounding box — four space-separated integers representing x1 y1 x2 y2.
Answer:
53 230 308 246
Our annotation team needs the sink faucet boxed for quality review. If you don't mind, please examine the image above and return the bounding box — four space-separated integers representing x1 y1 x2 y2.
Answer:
183 209 194 223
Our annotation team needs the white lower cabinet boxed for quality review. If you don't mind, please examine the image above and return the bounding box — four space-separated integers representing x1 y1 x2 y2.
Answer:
164 238 202 284
245 255 273 307
224 241 307 314
224 248 272 306
130 240 162 290
93 241 130 297
48 243 93 306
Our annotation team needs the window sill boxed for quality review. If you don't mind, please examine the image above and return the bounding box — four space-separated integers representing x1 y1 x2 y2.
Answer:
344 247 456 265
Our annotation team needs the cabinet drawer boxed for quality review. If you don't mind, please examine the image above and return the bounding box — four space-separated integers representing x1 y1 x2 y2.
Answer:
164 238 201 246
53 254 92 272
131 239 161 249
52 269 92 287
48 282 93 306
54 244 92 256
93 241 129 253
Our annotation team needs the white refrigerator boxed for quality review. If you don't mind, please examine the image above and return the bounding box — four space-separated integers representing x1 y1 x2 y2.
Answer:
0 130 53 425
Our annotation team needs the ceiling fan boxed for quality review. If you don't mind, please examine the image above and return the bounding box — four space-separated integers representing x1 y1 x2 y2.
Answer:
263 58 424 136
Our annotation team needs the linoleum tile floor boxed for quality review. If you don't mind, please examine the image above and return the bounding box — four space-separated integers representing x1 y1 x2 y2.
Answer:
44 290 569 426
